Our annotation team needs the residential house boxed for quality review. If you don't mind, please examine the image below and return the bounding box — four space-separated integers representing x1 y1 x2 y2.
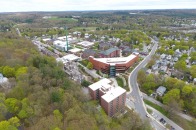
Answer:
156 86 166 96
99 42 112 50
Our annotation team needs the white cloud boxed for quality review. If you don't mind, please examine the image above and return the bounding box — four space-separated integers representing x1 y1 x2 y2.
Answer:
0 0 195 12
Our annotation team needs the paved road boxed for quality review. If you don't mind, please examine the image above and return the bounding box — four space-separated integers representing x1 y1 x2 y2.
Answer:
128 40 158 117
127 40 166 130
142 93 194 121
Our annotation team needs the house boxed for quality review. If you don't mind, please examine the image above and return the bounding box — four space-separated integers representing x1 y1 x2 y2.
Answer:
99 42 112 50
160 54 166 59
152 64 159 71
193 78 196 85
160 66 168 73
166 55 172 61
0 73 8 85
156 86 166 96
82 49 97 59
99 47 120 58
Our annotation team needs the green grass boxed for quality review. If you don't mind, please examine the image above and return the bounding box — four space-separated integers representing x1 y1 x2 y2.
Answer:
116 77 124 88
116 76 130 91
144 99 169 116
48 17 78 22
72 27 97 31
147 108 153 114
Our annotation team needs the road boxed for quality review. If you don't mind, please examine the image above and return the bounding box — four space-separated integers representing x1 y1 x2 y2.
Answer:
128 39 158 117
127 40 165 130
146 105 183 130
126 39 184 130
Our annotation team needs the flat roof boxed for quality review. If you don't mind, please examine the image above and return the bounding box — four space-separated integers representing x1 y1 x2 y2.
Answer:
92 54 137 65
56 54 80 64
62 54 80 61
77 41 94 47
101 87 126 103
69 48 81 53
88 78 111 91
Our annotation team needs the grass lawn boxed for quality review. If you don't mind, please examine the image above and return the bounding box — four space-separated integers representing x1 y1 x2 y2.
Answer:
116 76 130 91
48 17 78 22
144 99 168 116
116 77 124 88
72 27 97 31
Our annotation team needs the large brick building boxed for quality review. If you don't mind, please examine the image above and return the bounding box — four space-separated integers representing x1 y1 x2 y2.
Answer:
88 78 126 117
89 53 139 77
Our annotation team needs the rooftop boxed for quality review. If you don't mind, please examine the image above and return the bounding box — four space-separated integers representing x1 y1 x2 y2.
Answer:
88 78 111 91
77 41 94 47
101 87 126 103
69 48 82 53
91 54 137 65
100 47 119 55
56 54 80 64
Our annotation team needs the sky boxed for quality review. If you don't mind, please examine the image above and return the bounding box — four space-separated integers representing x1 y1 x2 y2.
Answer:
0 0 196 12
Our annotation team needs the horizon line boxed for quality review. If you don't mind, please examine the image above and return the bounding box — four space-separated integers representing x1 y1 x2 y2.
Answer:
1 8 196 13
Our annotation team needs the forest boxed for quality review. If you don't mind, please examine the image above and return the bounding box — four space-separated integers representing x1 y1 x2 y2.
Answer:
0 31 150 129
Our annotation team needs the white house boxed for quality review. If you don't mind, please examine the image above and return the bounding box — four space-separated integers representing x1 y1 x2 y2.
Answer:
156 86 166 96
0 73 8 85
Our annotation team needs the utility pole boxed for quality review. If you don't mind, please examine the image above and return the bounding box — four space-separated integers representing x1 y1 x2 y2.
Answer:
64 26 69 52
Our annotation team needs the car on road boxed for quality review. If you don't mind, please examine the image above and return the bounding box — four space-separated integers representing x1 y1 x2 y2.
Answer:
146 114 150 118
159 118 167 125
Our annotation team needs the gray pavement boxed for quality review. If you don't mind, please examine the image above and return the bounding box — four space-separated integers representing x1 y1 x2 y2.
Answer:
146 105 183 130
127 40 166 130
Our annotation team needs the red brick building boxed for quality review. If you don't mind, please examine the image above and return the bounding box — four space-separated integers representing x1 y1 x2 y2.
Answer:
89 53 139 77
101 87 126 117
88 78 126 117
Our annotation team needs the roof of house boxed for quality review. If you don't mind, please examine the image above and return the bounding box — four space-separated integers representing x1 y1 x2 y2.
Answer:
88 78 112 91
156 86 166 94
100 47 119 56
101 87 126 103
83 49 96 55
0 73 3 78
99 42 111 48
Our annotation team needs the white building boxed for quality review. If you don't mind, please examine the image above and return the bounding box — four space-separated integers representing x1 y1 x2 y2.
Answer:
56 54 81 64
0 73 8 85
156 86 166 96
77 41 94 47
53 40 69 51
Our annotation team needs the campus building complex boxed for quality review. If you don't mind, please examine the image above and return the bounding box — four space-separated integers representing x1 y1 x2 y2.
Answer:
88 78 126 117
89 53 139 77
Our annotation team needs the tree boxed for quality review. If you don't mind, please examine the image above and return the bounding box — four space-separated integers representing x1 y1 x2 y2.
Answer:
190 65 196 78
163 89 180 105
174 60 187 73
2 66 15 77
0 117 20 130
87 62 93 70
182 85 193 96
5 98 21 114
15 67 27 79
